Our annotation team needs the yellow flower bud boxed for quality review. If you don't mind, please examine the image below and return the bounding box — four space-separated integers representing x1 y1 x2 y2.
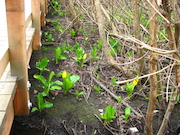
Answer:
62 70 67 79
83 53 87 60
132 75 139 86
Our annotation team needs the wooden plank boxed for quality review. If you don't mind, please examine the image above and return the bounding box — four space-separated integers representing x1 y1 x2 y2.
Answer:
26 27 35 65
0 66 17 135
0 102 14 135
0 95 11 111
0 65 17 83
32 0 41 50
6 0 29 115
0 47 9 78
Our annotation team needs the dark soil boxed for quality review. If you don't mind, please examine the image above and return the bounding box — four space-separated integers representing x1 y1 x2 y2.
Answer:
10 1 180 135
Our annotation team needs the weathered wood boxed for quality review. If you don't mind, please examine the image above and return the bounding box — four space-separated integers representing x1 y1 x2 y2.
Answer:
0 67 17 135
6 0 29 115
0 102 14 135
0 47 9 78
26 27 35 65
32 0 41 50
40 0 45 26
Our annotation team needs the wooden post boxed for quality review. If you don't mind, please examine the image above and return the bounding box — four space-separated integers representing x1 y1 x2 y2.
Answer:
32 0 41 50
6 0 29 115
45 0 48 14
40 0 45 26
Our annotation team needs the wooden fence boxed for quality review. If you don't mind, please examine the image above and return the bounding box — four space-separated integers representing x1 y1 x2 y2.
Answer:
0 0 48 134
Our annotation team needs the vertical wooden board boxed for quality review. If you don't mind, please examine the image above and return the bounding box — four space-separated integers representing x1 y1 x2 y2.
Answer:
40 0 45 26
32 0 41 50
6 0 29 115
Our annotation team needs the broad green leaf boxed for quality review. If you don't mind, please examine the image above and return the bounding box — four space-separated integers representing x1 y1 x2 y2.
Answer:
37 93 44 111
31 107 38 112
50 86 62 90
48 71 55 84
33 74 47 86
42 102 53 109
70 75 80 84
125 107 131 116
52 80 63 86
125 82 134 97
59 56 67 60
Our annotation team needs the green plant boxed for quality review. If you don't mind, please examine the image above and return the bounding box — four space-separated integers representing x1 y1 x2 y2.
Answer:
31 93 53 112
117 96 122 103
121 107 131 122
58 70 80 94
83 37 89 45
97 39 102 50
56 24 64 33
73 47 87 67
94 85 101 93
44 31 54 42
109 38 123 56
125 76 139 98
70 29 76 38
36 57 50 75
100 105 116 125
75 90 84 101
55 46 67 64
91 46 99 62
34 71 62 96
111 77 118 86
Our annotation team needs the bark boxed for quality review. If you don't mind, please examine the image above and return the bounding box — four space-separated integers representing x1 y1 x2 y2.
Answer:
68 0 81 35
157 0 180 134
145 0 158 135
94 0 132 77
132 0 145 76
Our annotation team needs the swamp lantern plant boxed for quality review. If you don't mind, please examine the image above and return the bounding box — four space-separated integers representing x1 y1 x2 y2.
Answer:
59 70 80 94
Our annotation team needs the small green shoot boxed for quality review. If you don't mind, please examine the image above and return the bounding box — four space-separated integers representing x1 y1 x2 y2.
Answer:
31 93 53 112
73 47 87 67
91 46 99 62
34 71 62 96
117 96 122 103
94 85 101 93
36 58 50 75
75 90 84 101
56 24 64 33
70 29 76 38
100 105 116 125
55 46 67 64
111 77 118 86
122 107 131 122
44 32 54 42
125 76 139 98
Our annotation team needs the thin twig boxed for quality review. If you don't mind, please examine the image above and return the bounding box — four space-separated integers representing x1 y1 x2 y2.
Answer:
116 64 173 84
111 33 177 54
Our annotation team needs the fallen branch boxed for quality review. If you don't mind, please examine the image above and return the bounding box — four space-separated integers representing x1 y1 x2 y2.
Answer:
91 76 143 118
